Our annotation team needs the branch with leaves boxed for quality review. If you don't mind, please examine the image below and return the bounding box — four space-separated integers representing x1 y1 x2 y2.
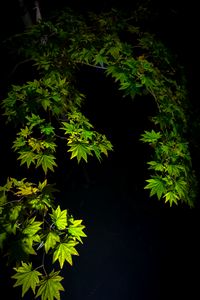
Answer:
0 6 198 300
0 178 86 299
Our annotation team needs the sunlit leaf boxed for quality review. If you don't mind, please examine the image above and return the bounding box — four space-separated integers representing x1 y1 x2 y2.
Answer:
23 217 42 236
12 262 41 297
144 177 166 199
164 191 179 206
68 219 87 243
147 161 164 172
68 143 91 163
40 124 55 135
140 130 162 144
18 151 37 168
36 154 57 174
45 231 60 253
50 205 67 230
53 240 79 267
175 179 187 198
15 185 38 196
36 270 64 300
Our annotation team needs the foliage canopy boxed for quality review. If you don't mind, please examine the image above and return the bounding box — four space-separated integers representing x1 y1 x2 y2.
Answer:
0 6 198 299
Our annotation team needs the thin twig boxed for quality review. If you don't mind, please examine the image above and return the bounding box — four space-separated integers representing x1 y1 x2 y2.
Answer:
75 61 107 70
8 58 33 78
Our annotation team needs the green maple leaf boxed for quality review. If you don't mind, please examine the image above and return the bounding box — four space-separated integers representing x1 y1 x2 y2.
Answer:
50 205 67 230
144 177 166 199
68 143 91 163
38 179 48 190
9 205 22 221
36 153 57 174
20 126 31 138
99 143 109 156
45 231 60 253
94 52 108 66
4 221 18 234
23 217 42 236
40 124 55 135
18 151 37 168
164 191 179 206
53 240 79 267
140 130 161 144
36 270 64 300
175 179 187 198
22 234 41 255
12 262 41 297
26 114 44 128
147 161 164 172
68 219 87 243
92 144 102 161
41 98 51 111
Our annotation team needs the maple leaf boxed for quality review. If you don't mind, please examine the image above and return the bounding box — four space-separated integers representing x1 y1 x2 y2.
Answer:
12 262 41 297
15 185 38 196
40 124 55 135
164 191 179 206
20 126 31 138
144 177 166 199
38 179 48 190
45 231 60 253
50 205 67 230
140 130 161 144
36 270 64 300
23 217 42 236
68 142 91 163
68 219 87 243
53 240 79 267
18 151 37 168
9 205 22 221
36 154 57 174
41 98 51 111
147 160 164 172
22 234 41 255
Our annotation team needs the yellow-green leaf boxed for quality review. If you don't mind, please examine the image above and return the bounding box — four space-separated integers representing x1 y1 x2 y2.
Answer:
9 205 22 221
53 240 79 267
68 143 90 163
145 177 166 199
45 232 60 253
36 154 57 174
15 185 38 196
12 262 41 297
68 220 87 243
164 191 179 206
50 205 67 230
23 217 42 236
36 270 64 300
18 151 37 168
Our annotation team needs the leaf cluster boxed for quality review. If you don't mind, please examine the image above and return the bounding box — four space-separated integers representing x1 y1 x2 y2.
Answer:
0 177 86 299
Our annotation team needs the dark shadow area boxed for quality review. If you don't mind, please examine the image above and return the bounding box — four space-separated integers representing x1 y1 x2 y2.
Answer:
55 68 200 300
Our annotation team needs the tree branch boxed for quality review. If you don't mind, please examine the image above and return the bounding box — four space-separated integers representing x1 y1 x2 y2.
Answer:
8 58 33 78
